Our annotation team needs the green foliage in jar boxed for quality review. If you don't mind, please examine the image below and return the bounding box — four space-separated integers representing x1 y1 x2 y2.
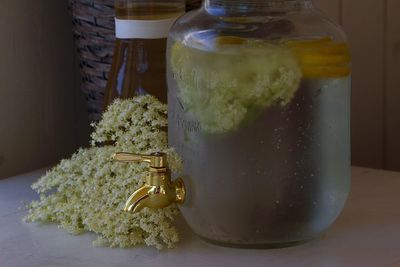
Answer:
24 96 183 249
170 39 302 134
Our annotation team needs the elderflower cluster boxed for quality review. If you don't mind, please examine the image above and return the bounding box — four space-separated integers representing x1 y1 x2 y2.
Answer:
25 95 182 249
170 41 302 134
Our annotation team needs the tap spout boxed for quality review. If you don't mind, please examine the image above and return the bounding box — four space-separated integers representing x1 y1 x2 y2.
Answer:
123 178 185 213
124 185 152 212
113 151 186 213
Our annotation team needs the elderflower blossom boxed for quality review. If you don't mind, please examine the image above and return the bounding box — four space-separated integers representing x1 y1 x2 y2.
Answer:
25 95 182 249
170 41 302 134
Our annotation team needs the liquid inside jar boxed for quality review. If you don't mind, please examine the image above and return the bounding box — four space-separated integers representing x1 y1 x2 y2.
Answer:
115 1 184 19
168 33 351 247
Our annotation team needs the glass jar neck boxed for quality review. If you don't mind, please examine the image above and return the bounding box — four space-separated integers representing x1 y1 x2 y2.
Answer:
204 0 313 16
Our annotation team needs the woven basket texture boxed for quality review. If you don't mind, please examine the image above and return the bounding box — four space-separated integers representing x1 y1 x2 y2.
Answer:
69 0 201 121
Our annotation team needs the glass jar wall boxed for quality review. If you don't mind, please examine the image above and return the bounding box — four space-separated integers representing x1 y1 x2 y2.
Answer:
167 0 351 247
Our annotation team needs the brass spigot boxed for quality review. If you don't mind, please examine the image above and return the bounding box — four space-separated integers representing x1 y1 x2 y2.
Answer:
112 152 185 213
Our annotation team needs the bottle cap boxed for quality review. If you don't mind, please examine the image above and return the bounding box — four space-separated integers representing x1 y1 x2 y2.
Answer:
115 16 181 39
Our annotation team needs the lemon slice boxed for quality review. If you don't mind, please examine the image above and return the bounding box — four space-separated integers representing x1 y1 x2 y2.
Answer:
180 36 351 79
286 37 351 78
302 66 351 78
215 36 247 46
286 37 332 49
299 43 349 56
296 53 351 66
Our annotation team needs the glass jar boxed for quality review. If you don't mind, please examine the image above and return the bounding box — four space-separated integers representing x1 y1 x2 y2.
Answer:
167 0 351 248
104 0 185 107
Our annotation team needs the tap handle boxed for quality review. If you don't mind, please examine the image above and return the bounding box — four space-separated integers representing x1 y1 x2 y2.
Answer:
112 152 167 168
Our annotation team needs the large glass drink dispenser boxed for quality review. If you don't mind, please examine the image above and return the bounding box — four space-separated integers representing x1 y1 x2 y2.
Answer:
113 0 351 248
167 0 351 247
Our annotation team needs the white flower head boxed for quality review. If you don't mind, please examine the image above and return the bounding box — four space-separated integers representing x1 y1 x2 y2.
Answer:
25 95 181 249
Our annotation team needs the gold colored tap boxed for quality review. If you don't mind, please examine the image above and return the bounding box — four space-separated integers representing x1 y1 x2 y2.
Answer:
112 152 185 213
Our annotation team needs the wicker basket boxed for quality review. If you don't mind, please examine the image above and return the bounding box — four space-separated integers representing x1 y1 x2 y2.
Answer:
69 0 202 121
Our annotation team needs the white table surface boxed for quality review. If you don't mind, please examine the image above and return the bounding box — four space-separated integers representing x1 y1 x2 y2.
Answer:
1 167 400 267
